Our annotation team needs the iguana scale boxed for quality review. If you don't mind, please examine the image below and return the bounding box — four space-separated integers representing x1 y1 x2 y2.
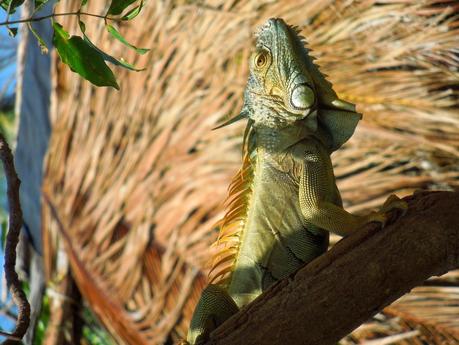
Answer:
185 18 405 344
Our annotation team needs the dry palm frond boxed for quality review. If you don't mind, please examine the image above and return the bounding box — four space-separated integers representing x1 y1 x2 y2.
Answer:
41 0 459 344
385 286 459 344
341 313 422 345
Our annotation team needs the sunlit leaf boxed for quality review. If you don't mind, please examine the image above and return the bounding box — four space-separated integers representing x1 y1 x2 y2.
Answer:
107 0 137 16
53 22 119 89
121 1 143 20
0 0 25 13
106 24 149 54
79 21 145 71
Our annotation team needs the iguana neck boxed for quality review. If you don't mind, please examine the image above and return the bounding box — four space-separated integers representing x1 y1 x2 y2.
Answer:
254 121 313 152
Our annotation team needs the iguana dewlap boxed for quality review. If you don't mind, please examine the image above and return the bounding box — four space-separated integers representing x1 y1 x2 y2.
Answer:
185 18 406 344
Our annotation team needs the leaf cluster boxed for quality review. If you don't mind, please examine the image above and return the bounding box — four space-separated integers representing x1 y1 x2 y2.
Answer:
0 0 150 89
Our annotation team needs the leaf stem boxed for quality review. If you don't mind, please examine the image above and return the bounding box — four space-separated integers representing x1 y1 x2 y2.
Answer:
0 11 121 26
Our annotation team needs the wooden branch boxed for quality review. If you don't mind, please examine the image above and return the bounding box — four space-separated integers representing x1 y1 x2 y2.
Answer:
0 133 30 343
205 191 459 345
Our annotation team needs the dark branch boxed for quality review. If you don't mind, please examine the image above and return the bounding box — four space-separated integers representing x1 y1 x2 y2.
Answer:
0 11 123 26
0 133 30 342
205 191 459 345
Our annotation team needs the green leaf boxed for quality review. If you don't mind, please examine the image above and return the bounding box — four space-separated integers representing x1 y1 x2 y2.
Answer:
52 22 119 89
0 0 25 13
35 294 50 345
1 219 7 250
106 24 149 55
79 20 86 33
85 36 145 71
28 23 49 54
34 0 50 12
121 1 143 20
7 26 17 37
81 0 88 6
79 21 145 71
107 0 136 15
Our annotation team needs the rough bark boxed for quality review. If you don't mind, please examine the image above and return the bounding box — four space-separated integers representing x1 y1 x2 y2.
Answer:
205 191 459 345
0 132 30 343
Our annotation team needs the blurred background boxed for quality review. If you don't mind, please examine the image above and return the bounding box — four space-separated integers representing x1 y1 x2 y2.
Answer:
1 0 459 344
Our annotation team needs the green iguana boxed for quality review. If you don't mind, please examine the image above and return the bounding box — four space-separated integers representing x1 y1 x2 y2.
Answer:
185 18 406 344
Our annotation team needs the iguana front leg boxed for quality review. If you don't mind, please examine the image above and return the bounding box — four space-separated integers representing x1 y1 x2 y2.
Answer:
297 145 406 237
185 284 239 345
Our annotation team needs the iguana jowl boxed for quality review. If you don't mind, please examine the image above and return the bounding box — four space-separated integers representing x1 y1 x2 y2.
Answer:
186 18 405 344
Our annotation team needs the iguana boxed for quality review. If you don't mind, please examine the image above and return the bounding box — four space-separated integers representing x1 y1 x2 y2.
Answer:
185 18 406 344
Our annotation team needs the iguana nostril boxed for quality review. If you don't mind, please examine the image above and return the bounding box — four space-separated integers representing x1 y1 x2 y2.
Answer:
291 84 314 110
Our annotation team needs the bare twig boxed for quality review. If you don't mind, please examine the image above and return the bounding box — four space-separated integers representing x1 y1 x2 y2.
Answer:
205 192 459 345
0 133 30 342
0 11 124 26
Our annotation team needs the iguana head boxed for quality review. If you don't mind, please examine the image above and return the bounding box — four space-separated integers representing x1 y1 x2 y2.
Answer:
243 18 318 129
219 18 361 151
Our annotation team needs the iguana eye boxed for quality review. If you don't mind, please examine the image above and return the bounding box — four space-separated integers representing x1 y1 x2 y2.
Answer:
254 51 269 68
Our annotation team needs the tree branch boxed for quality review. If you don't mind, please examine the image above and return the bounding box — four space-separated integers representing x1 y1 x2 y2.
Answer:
0 133 30 343
205 191 459 345
0 12 122 27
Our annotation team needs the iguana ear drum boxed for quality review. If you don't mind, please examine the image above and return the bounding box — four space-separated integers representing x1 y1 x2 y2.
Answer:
290 84 315 110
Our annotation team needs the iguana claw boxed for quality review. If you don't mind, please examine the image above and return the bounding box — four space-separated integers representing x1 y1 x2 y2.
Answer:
380 194 408 216
366 195 407 228
366 211 387 226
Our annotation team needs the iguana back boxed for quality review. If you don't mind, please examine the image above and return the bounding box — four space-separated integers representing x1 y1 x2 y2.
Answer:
207 146 255 288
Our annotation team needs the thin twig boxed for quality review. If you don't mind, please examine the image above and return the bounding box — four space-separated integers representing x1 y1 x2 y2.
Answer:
0 298 18 321
0 308 17 322
0 133 30 342
0 330 20 342
0 11 122 26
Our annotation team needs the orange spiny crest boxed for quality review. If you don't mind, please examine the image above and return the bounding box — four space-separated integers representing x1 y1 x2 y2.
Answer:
207 151 255 287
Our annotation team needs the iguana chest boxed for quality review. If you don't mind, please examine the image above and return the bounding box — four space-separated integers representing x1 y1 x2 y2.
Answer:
227 148 329 307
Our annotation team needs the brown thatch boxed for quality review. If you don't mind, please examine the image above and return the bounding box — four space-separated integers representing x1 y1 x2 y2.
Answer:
41 1 459 344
